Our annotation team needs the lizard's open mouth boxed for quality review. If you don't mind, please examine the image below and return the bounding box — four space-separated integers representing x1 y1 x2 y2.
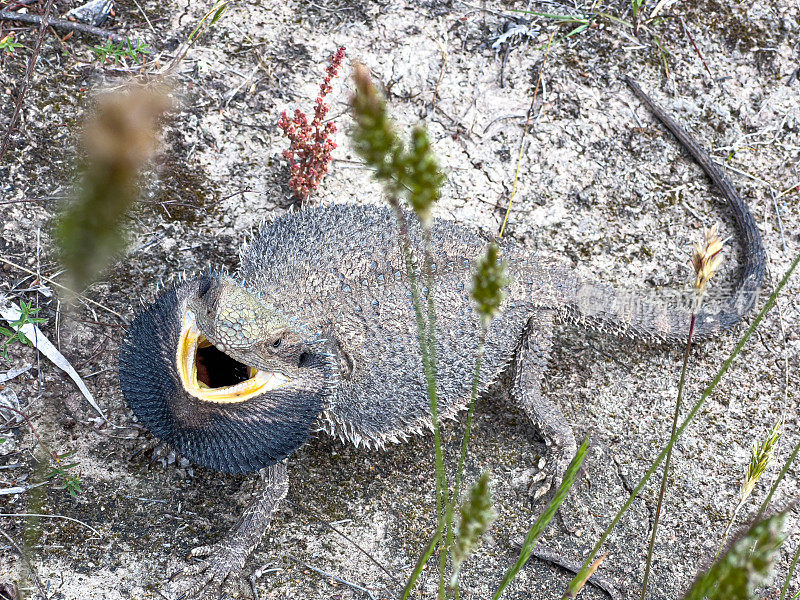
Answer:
176 310 289 404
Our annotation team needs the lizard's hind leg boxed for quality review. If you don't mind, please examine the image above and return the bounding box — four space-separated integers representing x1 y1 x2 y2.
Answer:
512 309 577 502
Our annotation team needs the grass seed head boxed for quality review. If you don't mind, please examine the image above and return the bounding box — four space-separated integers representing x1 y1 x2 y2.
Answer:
350 63 445 221
472 242 508 327
692 224 724 293
55 84 172 291
738 419 782 508
451 471 497 585
405 126 445 225
350 62 403 187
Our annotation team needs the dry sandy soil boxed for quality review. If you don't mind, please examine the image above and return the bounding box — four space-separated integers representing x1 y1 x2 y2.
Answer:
1 0 799 599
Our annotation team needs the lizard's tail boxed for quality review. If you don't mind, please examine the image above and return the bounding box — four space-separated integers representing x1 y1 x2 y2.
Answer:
559 78 766 343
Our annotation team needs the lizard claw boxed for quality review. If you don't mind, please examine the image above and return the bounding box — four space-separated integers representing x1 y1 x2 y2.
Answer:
526 464 558 506
527 453 575 507
188 544 216 559
171 540 248 600
528 466 552 501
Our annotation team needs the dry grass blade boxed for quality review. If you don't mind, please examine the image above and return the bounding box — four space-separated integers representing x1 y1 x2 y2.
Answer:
0 512 102 538
498 30 555 238
564 553 608 599
0 256 128 324
0 364 33 384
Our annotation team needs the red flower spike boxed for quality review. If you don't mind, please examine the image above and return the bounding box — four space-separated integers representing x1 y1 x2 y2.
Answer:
277 47 346 201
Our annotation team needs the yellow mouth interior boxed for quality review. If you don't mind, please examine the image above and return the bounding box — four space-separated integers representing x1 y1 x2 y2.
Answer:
176 311 289 404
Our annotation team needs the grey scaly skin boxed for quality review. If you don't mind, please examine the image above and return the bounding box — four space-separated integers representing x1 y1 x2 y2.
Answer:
118 80 765 599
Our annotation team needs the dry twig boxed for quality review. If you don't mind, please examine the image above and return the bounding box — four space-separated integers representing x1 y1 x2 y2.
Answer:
0 0 56 163
0 8 130 43
0 513 102 537
0 526 48 599
0 256 128 324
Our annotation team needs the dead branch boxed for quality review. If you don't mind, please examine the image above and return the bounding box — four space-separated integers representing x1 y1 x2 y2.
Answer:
0 9 132 43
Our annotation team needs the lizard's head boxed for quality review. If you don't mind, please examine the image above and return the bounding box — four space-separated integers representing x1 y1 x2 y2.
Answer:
119 274 336 474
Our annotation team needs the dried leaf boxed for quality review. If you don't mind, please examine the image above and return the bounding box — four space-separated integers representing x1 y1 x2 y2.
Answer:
0 297 107 421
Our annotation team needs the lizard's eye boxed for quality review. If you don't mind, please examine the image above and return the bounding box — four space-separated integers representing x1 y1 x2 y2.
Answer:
272 337 282 349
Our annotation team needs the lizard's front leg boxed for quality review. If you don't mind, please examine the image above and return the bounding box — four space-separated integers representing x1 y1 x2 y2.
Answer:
512 309 577 502
173 460 289 600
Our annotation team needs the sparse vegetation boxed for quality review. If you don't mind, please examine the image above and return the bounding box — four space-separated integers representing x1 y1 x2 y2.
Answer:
350 60 798 600
685 511 788 600
44 453 82 499
565 252 799 598
91 38 151 65
351 63 587 600
0 0 796 597
631 0 645 34
0 32 22 54
717 420 783 557
0 299 46 361
642 225 725 598
351 63 451 597
451 471 496 587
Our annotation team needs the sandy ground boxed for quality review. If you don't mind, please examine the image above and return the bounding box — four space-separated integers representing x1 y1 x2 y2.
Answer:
1 0 799 599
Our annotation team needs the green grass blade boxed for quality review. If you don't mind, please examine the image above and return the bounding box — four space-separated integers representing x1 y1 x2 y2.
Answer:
780 539 800 600
595 11 633 27
510 10 588 22
492 437 589 600
565 23 591 38
564 251 800 597
641 314 697 599
401 523 444 600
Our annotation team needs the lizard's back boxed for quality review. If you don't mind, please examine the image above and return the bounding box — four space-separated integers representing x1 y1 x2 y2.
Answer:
239 203 545 445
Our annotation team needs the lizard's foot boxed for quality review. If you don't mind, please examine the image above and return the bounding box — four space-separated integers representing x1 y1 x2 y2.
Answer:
526 452 587 536
172 540 248 600
170 462 288 599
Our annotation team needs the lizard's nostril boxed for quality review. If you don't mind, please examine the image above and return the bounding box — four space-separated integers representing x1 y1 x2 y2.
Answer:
198 275 213 299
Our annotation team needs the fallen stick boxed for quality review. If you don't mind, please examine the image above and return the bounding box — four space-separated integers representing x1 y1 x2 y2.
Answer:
0 9 133 43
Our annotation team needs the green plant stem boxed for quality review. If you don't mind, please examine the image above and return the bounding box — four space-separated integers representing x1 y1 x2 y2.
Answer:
445 330 487 593
683 511 788 600
422 229 439 379
781 538 800 600
420 231 449 598
454 333 486 506
389 202 448 599
640 313 696 599
495 438 589 600
716 502 744 560
632 0 644 36
564 251 800 598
